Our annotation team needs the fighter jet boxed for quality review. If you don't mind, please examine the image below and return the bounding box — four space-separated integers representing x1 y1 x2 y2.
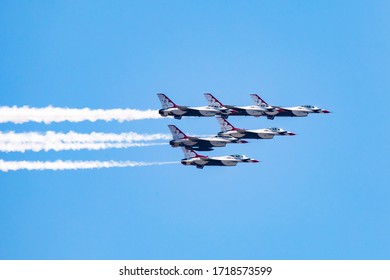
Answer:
180 147 259 169
204 93 279 117
250 94 331 120
157 93 231 119
168 125 247 151
216 117 296 139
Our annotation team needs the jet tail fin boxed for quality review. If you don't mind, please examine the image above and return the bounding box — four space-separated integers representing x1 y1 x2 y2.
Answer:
204 93 224 109
157 93 176 109
250 94 269 107
181 147 204 159
216 116 235 132
168 125 187 140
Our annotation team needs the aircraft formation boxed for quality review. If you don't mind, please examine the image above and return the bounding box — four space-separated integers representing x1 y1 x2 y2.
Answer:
158 93 330 169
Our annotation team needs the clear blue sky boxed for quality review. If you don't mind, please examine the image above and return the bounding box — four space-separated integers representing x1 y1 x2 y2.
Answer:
0 0 389 259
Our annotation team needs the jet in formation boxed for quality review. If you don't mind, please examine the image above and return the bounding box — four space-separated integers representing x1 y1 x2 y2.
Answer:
216 117 296 139
157 93 236 119
180 147 259 169
168 124 248 151
250 94 331 120
204 93 278 117
158 93 330 120
204 93 331 120
158 93 330 169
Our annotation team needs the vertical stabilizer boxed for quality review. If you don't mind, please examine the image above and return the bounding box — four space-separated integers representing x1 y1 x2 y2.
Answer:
168 125 187 140
250 94 269 107
216 116 235 132
204 93 224 109
181 147 204 159
157 93 176 109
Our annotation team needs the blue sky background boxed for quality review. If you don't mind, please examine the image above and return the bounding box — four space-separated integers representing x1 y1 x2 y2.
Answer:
0 0 389 259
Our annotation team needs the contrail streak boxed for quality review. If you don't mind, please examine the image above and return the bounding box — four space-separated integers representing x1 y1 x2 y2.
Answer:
0 131 170 152
0 106 161 124
0 160 178 172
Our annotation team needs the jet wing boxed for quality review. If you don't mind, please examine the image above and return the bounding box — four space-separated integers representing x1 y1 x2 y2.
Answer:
195 139 215 145
186 136 200 141
184 107 202 113
275 106 292 112
187 138 225 151
206 158 238 166
224 105 267 116
224 105 248 115
235 128 247 134
176 105 190 111
243 131 262 138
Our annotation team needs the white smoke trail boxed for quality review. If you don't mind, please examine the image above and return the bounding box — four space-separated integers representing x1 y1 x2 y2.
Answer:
0 142 167 152
0 131 170 152
0 160 178 172
0 131 171 142
0 106 161 124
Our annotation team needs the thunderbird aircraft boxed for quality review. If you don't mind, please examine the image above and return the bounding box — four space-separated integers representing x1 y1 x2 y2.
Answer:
250 94 331 120
157 93 235 119
216 117 296 139
204 93 279 117
180 147 259 169
168 125 247 151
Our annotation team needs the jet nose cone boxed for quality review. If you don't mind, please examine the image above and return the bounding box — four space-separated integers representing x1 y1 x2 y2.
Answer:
251 159 260 163
322 110 331 114
287 132 296 136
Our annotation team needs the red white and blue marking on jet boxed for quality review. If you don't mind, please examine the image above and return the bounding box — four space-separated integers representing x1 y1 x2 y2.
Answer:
250 94 331 120
168 124 247 151
180 148 259 169
157 93 237 119
216 117 296 139
204 93 279 117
